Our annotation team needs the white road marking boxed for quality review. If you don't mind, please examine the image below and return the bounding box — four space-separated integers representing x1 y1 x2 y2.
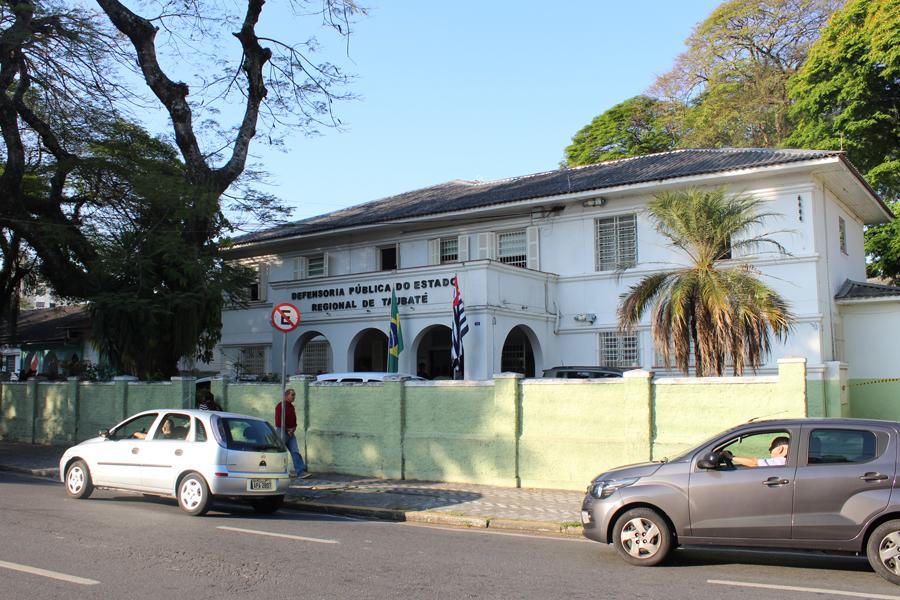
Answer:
0 560 100 586
217 526 339 544
708 579 900 599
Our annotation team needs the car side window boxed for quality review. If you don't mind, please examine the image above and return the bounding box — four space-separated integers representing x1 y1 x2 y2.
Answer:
153 413 191 440
194 419 207 442
111 413 158 440
719 430 791 468
808 429 878 464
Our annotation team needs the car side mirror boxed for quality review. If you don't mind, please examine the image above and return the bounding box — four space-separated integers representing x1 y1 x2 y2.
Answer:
697 451 722 469
99 429 110 439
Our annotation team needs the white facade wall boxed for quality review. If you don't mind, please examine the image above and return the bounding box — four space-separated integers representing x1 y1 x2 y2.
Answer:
214 164 886 380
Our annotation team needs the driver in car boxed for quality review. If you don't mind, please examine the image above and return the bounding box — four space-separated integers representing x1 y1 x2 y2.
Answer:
730 436 789 467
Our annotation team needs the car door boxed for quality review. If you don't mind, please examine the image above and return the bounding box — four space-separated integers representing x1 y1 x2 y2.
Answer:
91 413 160 488
141 412 194 493
688 426 798 540
792 424 895 540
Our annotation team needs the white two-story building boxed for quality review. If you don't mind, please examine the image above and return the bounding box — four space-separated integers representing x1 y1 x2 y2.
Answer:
216 148 894 381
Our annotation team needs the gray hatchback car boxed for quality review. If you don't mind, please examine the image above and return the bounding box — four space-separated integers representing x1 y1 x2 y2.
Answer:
581 418 900 584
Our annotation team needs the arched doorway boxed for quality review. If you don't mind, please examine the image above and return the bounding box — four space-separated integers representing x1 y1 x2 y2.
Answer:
413 325 452 379
351 328 388 372
501 326 536 377
296 332 332 375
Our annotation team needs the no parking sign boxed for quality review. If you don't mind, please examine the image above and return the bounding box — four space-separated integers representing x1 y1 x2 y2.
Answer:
271 303 301 333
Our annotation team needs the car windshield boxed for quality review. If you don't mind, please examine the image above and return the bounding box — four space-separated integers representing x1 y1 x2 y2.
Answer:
217 417 284 452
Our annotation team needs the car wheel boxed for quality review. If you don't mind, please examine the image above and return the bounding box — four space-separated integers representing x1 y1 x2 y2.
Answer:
177 473 211 516
250 495 284 515
867 520 900 585
612 508 673 566
65 460 94 499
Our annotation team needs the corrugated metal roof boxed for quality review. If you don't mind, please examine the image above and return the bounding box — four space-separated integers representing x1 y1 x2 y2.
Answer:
235 148 843 246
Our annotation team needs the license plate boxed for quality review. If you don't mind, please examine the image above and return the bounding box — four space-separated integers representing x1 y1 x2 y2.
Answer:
249 478 274 491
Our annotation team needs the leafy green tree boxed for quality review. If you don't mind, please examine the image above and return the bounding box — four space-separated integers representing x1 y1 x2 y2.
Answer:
563 96 679 166
618 188 794 376
650 0 842 147
788 0 899 283
0 1 362 376
74 122 253 378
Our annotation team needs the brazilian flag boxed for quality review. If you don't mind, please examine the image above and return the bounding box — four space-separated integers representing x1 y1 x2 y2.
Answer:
387 290 404 372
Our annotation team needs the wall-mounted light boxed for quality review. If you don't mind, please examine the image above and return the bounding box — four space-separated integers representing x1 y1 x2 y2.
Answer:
582 197 607 208
573 313 597 324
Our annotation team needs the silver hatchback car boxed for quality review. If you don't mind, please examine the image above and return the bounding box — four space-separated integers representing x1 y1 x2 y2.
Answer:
582 418 900 585
60 409 291 515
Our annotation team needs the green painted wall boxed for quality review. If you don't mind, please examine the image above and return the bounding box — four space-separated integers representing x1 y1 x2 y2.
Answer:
519 378 647 489
849 379 900 420
405 380 513 486
4 360 875 490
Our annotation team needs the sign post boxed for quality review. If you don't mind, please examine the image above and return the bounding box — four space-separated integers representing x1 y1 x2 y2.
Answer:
270 303 301 443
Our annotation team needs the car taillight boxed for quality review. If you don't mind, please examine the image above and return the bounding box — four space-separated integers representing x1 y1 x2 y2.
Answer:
214 472 229 477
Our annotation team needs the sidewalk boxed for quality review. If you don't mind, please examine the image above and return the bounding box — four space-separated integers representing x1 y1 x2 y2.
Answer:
0 442 585 537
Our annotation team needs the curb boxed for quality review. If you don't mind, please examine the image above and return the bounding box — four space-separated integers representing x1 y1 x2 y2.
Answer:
0 464 59 479
1 464 582 538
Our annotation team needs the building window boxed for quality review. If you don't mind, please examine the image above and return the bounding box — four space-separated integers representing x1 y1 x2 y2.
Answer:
595 214 637 271
35 301 45 308
3 355 16 372
838 217 848 255
248 263 268 302
599 331 640 368
440 237 458 263
379 246 398 271
300 337 331 375
497 230 527 268
307 254 326 278
238 346 266 376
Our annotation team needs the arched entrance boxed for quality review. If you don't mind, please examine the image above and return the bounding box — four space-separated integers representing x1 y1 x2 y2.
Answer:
413 325 452 379
296 332 332 375
501 326 536 377
350 328 388 372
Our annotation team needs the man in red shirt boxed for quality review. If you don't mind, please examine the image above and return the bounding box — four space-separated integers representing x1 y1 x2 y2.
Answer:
275 388 310 478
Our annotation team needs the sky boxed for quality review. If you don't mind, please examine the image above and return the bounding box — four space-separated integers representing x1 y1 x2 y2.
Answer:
152 1 723 229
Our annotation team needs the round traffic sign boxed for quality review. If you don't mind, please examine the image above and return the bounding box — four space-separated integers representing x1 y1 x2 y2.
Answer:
271 303 301 333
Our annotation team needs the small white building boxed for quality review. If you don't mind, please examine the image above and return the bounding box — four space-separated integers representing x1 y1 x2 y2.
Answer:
216 148 894 381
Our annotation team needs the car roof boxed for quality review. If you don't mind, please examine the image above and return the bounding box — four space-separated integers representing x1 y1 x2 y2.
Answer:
127 408 266 421
724 417 900 431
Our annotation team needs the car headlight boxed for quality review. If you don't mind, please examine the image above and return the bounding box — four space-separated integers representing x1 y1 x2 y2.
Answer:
588 477 640 499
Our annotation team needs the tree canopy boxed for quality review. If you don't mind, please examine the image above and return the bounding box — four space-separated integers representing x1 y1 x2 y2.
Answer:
0 1 363 377
563 96 679 167
788 0 899 283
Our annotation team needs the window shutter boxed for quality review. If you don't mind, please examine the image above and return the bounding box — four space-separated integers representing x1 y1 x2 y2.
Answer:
322 252 330 277
477 232 496 259
457 235 469 262
526 226 540 270
258 263 269 301
428 239 440 265
294 256 307 281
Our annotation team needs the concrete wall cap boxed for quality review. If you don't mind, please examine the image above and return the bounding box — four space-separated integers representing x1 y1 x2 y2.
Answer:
493 372 524 380
289 375 315 381
169 376 196 381
113 375 139 381
623 369 652 379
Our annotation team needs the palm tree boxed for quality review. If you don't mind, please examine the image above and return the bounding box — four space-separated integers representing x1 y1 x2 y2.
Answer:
618 188 793 376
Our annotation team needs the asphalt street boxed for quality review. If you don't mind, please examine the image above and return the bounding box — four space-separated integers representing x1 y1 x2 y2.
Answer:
3 471 900 600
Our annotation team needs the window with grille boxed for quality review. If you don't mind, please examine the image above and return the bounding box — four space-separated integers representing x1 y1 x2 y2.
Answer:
300 338 331 375
239 346 266 376
3 355 16 372
440 237 458 263
599 331 640 368
307 254 326 278
595 215 637 271
498 230 527 268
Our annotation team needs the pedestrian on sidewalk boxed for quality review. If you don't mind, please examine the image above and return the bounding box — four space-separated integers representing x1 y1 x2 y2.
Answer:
196 389 222 411
275 389 310 479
